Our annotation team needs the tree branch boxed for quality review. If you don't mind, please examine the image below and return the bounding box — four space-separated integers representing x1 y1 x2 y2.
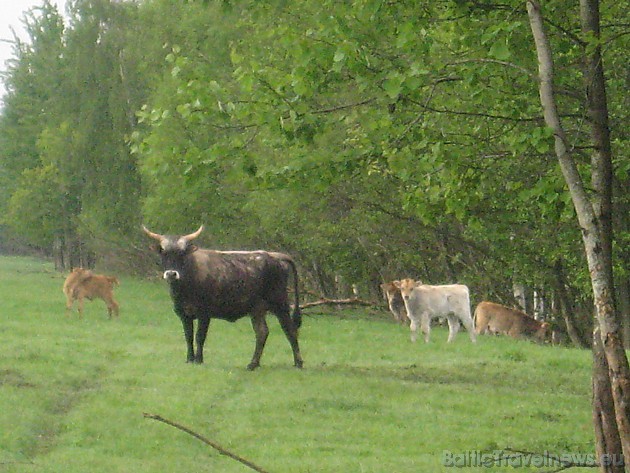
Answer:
446 58 535 78
143 413 271 473
301 297 376 310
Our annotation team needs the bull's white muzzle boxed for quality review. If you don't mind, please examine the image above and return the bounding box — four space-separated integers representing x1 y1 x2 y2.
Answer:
163 270 180 281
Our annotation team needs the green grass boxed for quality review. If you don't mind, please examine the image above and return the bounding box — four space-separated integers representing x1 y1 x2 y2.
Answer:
0 255 595 472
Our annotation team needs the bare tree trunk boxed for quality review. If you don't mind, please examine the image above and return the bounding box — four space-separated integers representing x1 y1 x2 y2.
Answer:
578 0 630 460
526 0 630 466
53 236 65 271
619 280 630 350
513 282 533 315
615 183 630 350
554 260 591 348
592 328 625 473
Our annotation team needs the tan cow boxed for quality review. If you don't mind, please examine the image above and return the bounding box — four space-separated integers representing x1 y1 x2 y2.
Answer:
63 268 120 318
380 281 408 325
63 267 93 300
474 301 548 342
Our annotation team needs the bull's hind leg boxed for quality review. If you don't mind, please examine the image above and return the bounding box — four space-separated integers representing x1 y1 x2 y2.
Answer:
248 309 269 370
275 309 303 369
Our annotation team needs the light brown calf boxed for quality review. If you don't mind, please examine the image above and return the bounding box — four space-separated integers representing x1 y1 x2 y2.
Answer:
380 281 408 325
474 301 548 342
63 268 120 318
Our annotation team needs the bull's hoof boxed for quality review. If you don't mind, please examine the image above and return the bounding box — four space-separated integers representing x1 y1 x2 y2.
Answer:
294 360 304 369
247 362 260 371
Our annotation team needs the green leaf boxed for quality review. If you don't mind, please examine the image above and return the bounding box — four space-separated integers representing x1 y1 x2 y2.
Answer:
489 40 511 60
333 50 346 63
383 73 403 99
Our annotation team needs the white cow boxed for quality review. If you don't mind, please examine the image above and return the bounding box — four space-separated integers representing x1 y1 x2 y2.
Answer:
394 278 476 343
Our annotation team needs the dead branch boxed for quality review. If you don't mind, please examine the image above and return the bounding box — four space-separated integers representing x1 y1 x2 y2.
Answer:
300 297 376 310
143 413 271 473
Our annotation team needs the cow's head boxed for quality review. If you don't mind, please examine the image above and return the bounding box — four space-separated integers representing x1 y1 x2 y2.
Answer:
380 282 401 303
536 322 550 342
393 278 419 301
142 225 204 282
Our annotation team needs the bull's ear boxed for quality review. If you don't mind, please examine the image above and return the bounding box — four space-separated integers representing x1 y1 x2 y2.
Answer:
414 280 423 287
149 243 161 253
187 244 198 253
392 280 401 288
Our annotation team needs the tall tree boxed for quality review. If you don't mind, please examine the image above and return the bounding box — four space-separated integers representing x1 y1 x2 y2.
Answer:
526 0 630 468
0 1 67 260
0 0 145 268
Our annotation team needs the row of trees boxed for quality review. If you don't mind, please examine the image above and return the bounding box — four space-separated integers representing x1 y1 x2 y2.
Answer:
2 0 625 338
0 1 628 466
0 0 627 336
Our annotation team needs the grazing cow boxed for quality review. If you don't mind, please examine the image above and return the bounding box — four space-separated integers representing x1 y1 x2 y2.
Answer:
474 301 549 342
143 225 303 370
394 278 476 343
380 281 408 325
63 268 120 318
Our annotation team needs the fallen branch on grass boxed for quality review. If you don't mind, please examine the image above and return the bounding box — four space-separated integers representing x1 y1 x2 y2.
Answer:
300 297 376 310
143 413 271 473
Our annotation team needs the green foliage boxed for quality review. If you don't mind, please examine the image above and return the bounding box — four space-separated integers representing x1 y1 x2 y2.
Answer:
0 0 627 316
0 256 593 472
4 164 65 247
0 0 145 265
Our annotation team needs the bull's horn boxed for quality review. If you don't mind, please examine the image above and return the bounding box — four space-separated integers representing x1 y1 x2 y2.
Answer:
142 225 164 242
182 225 204 242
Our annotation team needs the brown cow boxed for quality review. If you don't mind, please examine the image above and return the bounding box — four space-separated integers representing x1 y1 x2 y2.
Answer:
474 301 548 342
380 281 408 325
63 268 120 318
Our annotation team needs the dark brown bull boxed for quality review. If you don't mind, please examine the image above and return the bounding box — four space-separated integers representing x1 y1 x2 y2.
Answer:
143 225 303 370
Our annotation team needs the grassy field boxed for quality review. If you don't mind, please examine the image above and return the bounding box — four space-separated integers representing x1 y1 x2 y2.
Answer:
0 255 595 472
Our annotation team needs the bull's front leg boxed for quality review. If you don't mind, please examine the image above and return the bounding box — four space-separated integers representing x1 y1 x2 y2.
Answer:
179 316 195 363
194 316 211 364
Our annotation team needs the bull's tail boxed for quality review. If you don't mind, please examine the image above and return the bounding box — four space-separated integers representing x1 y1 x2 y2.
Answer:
279 255 301 329
269 252 302 329
286 257 302 329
